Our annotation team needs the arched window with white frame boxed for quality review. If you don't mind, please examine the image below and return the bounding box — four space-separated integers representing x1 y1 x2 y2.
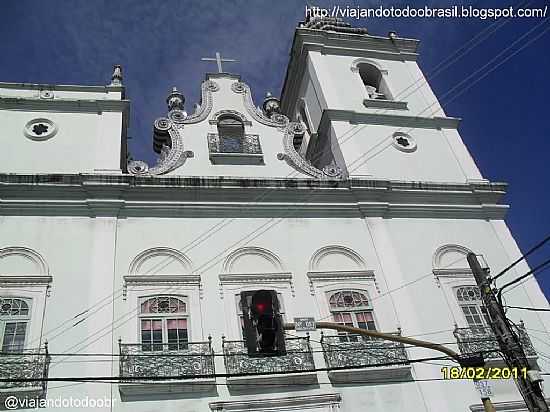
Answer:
217 115 245 153
0 297 31 353
139 296 188 352
455 286 491 332
357 62 392 100
328 290 375 342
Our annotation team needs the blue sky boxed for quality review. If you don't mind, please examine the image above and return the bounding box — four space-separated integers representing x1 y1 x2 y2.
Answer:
1 0 549 299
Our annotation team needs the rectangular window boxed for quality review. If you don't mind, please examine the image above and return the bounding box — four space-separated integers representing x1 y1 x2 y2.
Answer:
141 319 163 352
356 311 376 330
1 321 27 352
167 318 188 350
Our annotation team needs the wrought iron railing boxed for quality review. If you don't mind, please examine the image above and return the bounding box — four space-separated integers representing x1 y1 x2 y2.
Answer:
119 339 215 382
321 332 409 370
453 322 537 359
222 337 315 375
207 133 262 154
0 345 50 395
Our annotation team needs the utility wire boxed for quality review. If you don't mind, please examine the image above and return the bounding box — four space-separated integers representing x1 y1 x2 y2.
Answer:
492 234 550 282
505 305 550 312
498 257 550 296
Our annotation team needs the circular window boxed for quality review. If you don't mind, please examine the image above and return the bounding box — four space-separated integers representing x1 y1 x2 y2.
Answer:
24 118 58 141
392 132 417 153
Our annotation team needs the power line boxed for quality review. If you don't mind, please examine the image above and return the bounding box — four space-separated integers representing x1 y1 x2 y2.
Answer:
505 305 550 312
498 257 550 296
0 353 473 384
492 234 550 282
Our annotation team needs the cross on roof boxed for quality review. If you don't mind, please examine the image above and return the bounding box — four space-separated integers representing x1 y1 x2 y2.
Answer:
201 52 238 73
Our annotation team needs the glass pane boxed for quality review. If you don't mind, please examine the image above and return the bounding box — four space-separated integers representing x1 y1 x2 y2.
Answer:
2 322 26 352
141 319 151 330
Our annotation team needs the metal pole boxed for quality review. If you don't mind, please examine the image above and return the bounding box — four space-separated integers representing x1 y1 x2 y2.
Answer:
467 253 549 412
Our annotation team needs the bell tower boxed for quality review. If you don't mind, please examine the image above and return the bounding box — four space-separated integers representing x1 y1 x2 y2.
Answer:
281 15 485 183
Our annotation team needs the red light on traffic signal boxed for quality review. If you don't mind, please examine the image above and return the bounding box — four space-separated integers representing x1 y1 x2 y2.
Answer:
255 303 266 313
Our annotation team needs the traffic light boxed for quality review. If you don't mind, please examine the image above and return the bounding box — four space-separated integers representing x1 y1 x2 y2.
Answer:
240 290 286 357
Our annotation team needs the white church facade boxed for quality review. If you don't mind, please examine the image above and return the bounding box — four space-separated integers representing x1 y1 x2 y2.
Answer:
0 15 549 412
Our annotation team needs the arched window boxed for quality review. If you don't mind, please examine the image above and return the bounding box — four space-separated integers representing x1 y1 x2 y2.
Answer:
139 296 188 352
0 297 31 353
357 63 390 100
455 286 491 331
217 115 245 153
328 290 375 342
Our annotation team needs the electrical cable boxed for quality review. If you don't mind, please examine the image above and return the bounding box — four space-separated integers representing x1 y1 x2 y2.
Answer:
498 257 550 297
505 305 550 312
492 234 550 282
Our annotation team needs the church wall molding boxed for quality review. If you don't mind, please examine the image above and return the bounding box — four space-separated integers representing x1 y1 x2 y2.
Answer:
0 81 125 93
0 174 509 219
222 246 285 273
209 393 342 411
128 247 193 275
318 109 461 133
0 96 129 114
309 245 366 271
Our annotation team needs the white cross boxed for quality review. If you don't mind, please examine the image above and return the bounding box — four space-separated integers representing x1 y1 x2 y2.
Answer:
201 52 238 73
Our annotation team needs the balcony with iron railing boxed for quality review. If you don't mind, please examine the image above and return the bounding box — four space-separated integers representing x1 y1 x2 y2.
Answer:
320 331 413 383
453 321 538 366
0 344 50 403
222 336 317 390
118 339 216 398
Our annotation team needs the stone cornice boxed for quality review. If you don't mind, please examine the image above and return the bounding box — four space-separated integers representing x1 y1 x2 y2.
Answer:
319 109 461 131
0 173 508 219
0 275 53 286
0 81 124 93
0 96 130 114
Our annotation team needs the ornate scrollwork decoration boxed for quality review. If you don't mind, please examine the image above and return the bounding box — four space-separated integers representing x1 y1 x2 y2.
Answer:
209 110 251 125
230 81 290 130
281 122 342 179
128 81 221 175
129 117 189 176
168 109 187 124
128 160 149 175
182 80 219 124
154 117 171 131
231 82 246 94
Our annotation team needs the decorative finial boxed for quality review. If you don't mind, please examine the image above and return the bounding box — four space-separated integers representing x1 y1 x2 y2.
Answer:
262 91 281 118
110 64 123 86
166 86 185 111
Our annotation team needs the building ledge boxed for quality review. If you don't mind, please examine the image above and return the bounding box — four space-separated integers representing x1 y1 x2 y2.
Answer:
209 153 264 165
118 378 216 399
226 372 318 391
327 364 413 384
363 98 408 110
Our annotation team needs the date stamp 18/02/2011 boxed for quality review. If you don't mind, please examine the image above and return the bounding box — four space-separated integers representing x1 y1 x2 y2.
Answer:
441 367 527 380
